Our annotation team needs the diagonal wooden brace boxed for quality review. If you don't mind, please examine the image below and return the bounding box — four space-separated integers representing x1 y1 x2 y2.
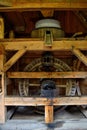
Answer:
72 47 87 66
4 49 27 72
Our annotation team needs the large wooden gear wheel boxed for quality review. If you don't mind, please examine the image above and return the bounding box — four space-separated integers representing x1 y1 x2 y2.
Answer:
19 57 73 96
18 57 74 113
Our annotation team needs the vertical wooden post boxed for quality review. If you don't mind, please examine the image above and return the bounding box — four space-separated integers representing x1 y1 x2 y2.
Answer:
0 16 6 124
0 16 4 39
9 30 15 38
45 106 53 123
0 55 6 123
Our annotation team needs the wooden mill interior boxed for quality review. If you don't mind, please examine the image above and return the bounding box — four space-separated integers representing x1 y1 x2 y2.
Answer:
0 0 87 130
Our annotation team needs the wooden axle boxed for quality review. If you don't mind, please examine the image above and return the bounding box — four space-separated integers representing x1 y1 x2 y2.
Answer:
28 83 66 88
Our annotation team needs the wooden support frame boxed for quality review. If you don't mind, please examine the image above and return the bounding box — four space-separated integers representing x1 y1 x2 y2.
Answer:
0 17 4 39
0 61 6 123
7 72 87 79
72 47 87 66
45 106 53 123
0 16 6 124
1 38 87 124
0 39 87 51
0 74 6 123
5 97 87 106
0 0 87 124
4 49 27 72
74 11 87 30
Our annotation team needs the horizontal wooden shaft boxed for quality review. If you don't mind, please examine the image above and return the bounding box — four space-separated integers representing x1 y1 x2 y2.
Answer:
7 72 87 78
0 1 87 12
5 96 87 106
29 83 66 88
1 39 87 51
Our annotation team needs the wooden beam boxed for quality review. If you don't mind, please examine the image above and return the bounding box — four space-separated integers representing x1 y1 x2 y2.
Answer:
7 107 17 120
0 0 12 6
0 44 5 75
76 60 81 70
74 11 87 30
0 73 6 123
0 1 87 11
78 106 87 118
0 16 6 123
41 9 54 17
7 72 87 79
45 106 53 123
72 48 87 66
0 17 4 39
5 96 87 106
1 39 87 51
4 49 27 72
28 83 66 88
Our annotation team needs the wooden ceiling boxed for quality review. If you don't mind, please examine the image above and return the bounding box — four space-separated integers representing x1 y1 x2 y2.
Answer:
0 0 87 37
2 11 87 38
0 0 87 11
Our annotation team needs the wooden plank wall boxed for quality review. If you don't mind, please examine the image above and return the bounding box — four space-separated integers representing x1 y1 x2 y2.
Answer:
3 11 87 38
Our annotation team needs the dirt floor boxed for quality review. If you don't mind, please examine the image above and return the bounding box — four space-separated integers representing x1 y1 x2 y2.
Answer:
0 106 87 130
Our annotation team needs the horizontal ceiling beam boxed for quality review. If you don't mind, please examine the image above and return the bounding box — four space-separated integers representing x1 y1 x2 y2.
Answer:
0 1 87 12
7 72 87 78
5 96 87 106
1 38 87 51
0 0 12 6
